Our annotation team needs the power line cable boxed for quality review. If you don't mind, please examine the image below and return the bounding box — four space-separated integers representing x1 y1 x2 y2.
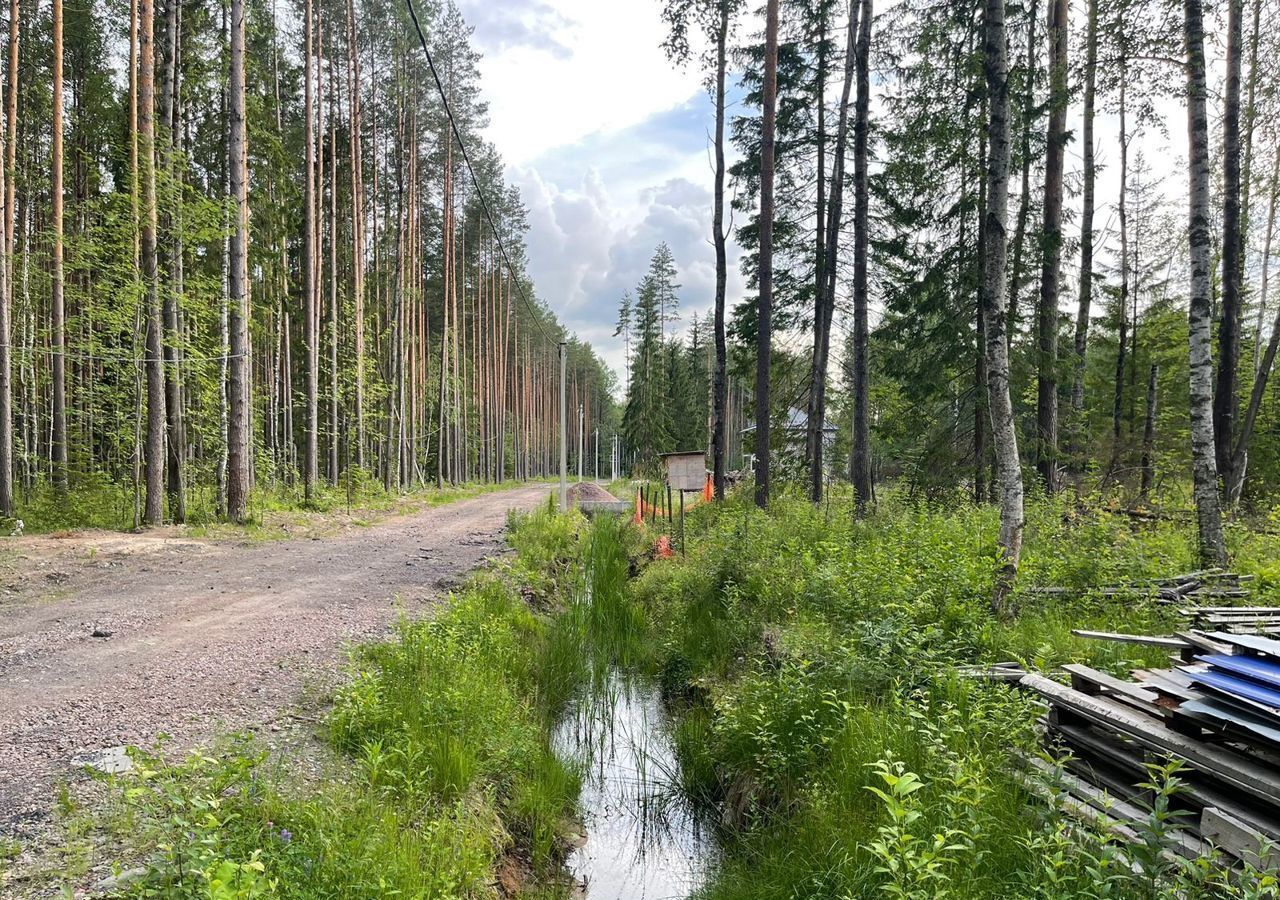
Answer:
403 0 556 348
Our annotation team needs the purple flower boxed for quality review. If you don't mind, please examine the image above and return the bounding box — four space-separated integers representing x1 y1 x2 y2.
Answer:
279 828 292 845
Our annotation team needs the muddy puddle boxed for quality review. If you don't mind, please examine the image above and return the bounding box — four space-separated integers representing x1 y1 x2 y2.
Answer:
553 671 718 899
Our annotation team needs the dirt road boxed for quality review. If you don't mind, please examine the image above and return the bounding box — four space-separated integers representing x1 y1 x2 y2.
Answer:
0 483 552 830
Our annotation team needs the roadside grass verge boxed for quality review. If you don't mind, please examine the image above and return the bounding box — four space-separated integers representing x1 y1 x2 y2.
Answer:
6 474 554 537
19 498 590 899
631 486 1280 899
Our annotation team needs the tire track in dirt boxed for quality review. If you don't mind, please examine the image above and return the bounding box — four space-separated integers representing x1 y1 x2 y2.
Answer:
0 483 551 830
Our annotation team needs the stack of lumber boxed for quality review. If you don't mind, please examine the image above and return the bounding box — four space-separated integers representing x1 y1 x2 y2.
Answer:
1029 570 1253 604
1019 628 1280 872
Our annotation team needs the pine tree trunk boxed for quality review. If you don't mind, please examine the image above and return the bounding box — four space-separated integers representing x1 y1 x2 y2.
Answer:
159 0 185 522
328 47 338 485
1183 0 1228 565
1007 0 1036 338
1035 0 1067 494
754 0 779 509
0 0 16 517
805 3 828 502
983 0 1022 614
50 0 67 491
1227 150 1280 504
346 0 364 471
1110 74 1129 480
140 0 165 524
1068 0 1097 482
1214 0 1244 490
710 1 728 501
850 0 873 509
226 0 250 522
302 0 318 501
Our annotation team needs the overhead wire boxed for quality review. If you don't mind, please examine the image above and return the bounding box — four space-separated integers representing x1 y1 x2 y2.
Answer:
402 0 556 349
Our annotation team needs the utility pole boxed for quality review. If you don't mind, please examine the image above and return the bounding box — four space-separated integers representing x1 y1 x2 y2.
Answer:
558 341 567 508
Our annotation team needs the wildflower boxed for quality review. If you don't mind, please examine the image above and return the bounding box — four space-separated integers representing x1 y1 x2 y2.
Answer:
279 828 292 845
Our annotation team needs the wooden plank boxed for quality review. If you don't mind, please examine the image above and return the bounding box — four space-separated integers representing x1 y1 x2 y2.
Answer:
1176 632 1235 656
1021 756 1209 861
1072 630 1191 649
1063 664 1160 703
1202 807 1277 869
1018 673 1280 806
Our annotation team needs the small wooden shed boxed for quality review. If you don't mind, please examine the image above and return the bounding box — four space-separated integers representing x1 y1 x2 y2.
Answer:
659 451 707 492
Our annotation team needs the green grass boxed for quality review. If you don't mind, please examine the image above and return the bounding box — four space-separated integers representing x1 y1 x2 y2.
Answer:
627 485 1280 899
9 471 554 536
26 502 590 899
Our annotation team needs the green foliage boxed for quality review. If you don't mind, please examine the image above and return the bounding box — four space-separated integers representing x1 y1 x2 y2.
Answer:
630 489 1270 899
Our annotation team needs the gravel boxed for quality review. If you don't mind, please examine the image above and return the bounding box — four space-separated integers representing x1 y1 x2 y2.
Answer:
0 483 551 834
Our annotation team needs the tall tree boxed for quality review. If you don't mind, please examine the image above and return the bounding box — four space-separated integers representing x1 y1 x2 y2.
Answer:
1214 0 1244 491
0 0 15 517
710 0 730 501
850 0 873 508
1035 0 1067 493
226 0 250 522
983 0 1022 613
302 0 317 501
140 0 165 524
755 0 779 509
50 0 67 491
1068 0 1098 481
1182 0 1227 565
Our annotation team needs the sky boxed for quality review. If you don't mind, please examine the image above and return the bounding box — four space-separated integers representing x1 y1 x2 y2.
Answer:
454 0 1226 395
456 0 747 387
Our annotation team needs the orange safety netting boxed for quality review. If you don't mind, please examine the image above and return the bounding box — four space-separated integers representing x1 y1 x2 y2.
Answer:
633 474 714 524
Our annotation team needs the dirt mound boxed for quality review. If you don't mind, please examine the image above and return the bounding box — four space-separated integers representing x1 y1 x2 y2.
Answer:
567 482 618 503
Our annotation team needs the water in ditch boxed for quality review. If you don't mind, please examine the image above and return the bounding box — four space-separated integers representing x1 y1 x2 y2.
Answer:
553 670 718 899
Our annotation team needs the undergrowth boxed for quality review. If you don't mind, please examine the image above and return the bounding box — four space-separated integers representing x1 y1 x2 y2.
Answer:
629 486 1280 899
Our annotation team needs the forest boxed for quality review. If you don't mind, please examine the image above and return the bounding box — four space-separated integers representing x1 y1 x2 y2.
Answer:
5 0 1280 896
0 0 617 530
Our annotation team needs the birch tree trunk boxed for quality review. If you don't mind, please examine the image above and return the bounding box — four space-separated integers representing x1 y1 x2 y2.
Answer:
226 0 250 522
983 0 1023 614
754 0 779 509
1183 0 1228 565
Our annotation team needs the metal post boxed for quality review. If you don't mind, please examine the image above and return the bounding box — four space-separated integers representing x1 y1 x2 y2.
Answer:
558 341 567 509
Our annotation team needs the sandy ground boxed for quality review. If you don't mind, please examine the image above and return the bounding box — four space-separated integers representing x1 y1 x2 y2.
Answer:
0 482 552 834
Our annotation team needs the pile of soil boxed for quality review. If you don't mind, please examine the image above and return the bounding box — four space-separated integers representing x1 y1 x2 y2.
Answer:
567 482 619 504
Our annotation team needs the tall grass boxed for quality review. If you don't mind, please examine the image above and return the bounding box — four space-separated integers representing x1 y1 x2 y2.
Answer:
632 487 1280 899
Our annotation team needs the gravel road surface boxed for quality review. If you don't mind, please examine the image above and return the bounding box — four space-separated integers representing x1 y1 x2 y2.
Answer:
0 483 551 832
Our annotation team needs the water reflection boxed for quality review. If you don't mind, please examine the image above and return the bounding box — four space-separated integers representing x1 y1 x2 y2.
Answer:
553 671 718 900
